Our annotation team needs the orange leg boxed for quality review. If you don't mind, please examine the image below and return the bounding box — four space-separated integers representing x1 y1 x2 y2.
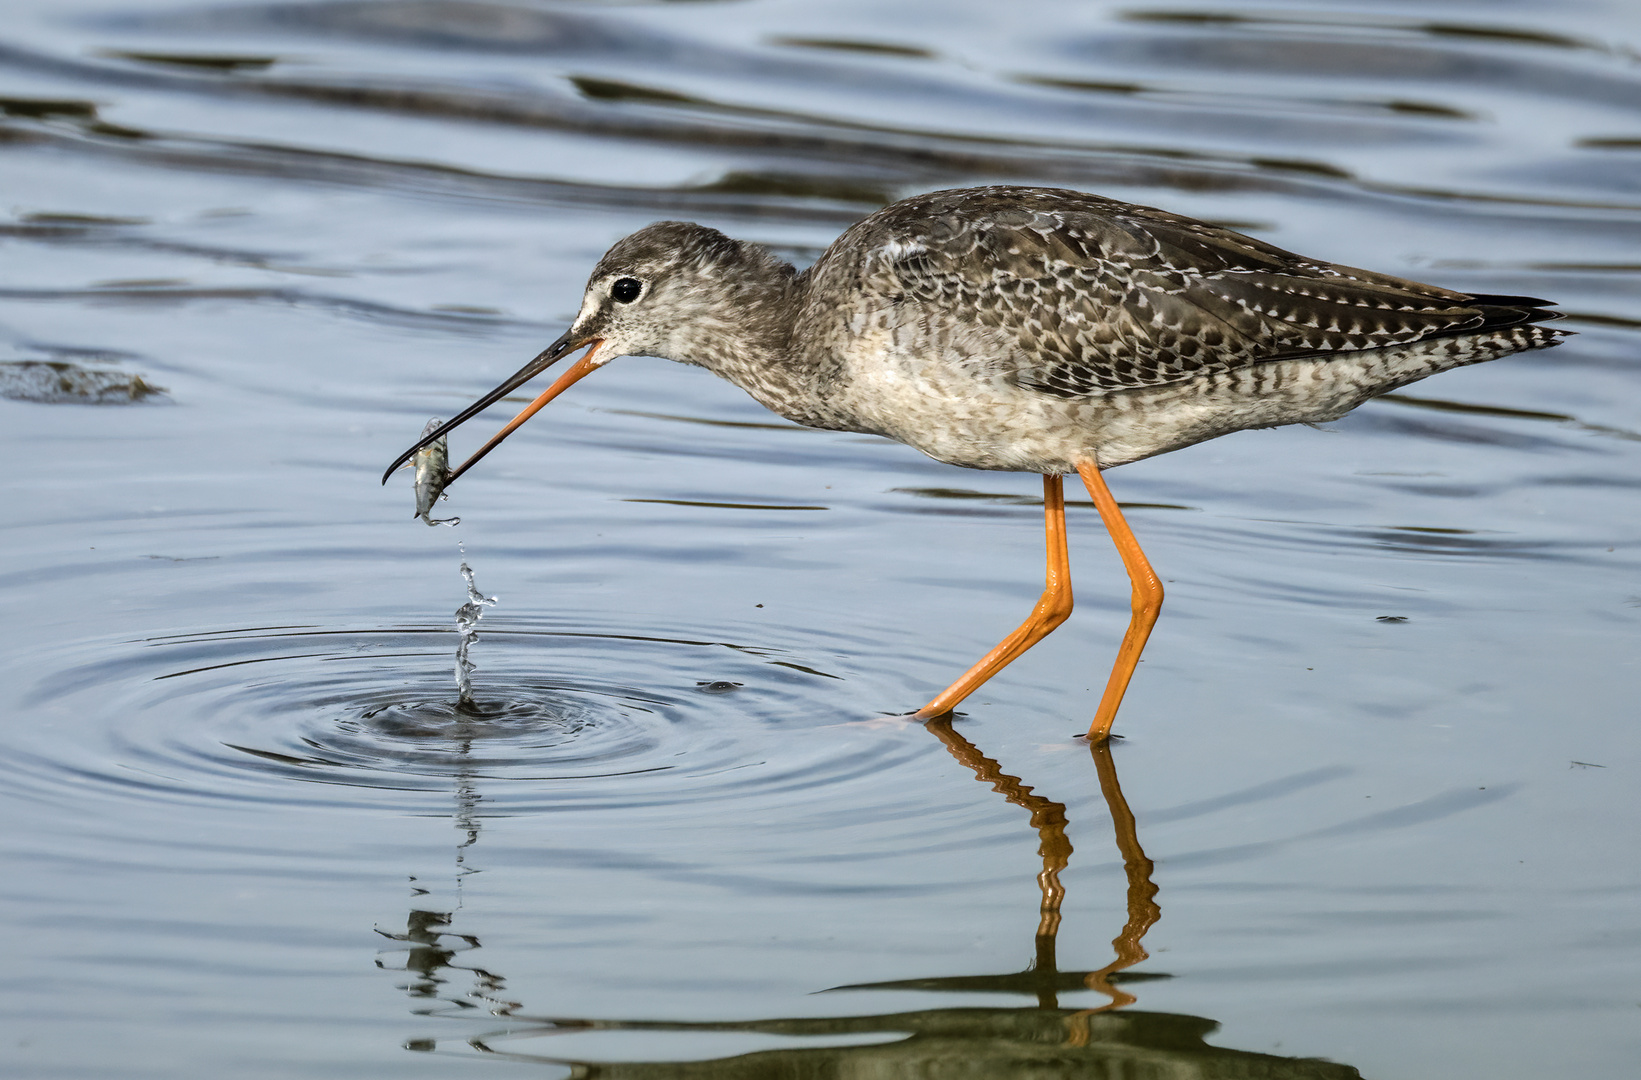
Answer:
1075 462 1163 741
916 474 1073 718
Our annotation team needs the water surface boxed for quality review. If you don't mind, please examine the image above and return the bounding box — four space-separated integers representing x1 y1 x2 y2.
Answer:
3 1 1639 1077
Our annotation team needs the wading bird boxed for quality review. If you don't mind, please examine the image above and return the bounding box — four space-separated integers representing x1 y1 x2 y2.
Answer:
384 186 1564 740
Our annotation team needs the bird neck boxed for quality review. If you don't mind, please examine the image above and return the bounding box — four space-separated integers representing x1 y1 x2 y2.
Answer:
677 262 846 430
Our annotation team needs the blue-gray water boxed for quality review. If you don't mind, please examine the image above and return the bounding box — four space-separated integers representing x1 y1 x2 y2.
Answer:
2 1 1639 1077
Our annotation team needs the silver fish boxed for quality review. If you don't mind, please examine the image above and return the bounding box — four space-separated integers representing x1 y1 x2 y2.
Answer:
412 418 459 527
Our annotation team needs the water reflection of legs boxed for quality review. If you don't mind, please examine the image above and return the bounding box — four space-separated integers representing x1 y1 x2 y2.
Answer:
923 717 1159 1012
1083 738 1161 1009
376 724 1363 1078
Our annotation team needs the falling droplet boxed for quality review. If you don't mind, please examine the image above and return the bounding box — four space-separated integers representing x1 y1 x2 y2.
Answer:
453 543 497 706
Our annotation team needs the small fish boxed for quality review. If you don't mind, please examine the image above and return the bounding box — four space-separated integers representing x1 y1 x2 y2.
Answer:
412 418 459 526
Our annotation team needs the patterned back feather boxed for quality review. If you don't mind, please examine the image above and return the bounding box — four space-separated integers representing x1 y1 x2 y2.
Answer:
816 186 1563 398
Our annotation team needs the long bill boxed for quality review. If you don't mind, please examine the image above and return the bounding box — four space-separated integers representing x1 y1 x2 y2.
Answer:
380 333 604 487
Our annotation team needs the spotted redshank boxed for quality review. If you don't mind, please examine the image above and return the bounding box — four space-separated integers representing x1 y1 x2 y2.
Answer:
384 186 1565 740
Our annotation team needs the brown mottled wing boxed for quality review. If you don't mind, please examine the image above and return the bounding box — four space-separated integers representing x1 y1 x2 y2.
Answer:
851 187 1530 396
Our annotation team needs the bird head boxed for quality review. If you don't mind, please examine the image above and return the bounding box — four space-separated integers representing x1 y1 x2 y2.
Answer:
381 221 789 489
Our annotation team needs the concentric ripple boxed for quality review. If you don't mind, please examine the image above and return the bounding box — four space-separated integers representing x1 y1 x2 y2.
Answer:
6 616 935 815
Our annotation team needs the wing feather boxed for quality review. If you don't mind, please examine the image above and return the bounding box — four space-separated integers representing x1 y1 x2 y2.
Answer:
820 187 1557 398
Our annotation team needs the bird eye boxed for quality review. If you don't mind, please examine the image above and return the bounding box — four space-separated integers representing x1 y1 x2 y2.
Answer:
611 277 643 303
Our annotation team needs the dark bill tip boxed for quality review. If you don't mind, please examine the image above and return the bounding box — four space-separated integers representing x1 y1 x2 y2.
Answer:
380 331 584 485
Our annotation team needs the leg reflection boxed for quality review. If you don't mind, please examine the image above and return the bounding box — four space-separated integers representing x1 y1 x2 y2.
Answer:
377 719 1365 1078
922 717 1160 1012
1082 738 1161 1008
925 717 1072 1007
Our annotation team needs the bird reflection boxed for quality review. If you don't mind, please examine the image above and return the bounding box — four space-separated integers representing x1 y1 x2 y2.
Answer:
859 717 1163 1012
377 721 1361 1078
374 725 519 1019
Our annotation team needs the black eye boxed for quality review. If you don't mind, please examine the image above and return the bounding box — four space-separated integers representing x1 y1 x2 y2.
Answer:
611 277 642 303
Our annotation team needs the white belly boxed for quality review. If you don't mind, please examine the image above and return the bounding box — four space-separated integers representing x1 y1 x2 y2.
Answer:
833 332 1520 473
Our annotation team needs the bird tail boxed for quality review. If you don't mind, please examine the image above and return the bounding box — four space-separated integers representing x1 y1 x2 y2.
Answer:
1463 294 1569 331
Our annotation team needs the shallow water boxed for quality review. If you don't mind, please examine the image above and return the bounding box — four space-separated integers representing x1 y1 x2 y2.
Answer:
3 1 1640 1077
